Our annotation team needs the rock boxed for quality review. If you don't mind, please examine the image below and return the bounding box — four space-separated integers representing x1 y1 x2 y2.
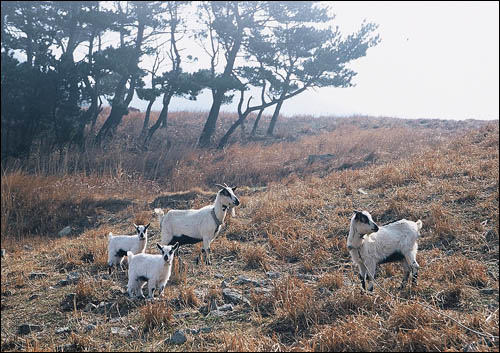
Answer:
111 327 130 337
66 272 81 284
480 288 498 295
29 294 40 301
199 327 212 334
217 304 233 312
3 290 13 297
24 245 33 251
174 311 191 319
1 249 5 258
29 272 48 280
296 273 318 281
84 303 98 312
55 279 69 287
214 273 224 279
85 324 96 332
18 324 42 335
222 288 250 306
234 275 267 287
221 279 231 288
253 287 272 294
170 329 187 344
55 327 71 334
209 309 229 317
80 253 94 263
266 271 281 279
58 226 72 237
357 188 368 195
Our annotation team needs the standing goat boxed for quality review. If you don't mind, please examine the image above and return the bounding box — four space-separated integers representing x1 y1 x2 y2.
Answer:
107 223 150 274
347 210 422 291
127 242 179 299
154 184 240 265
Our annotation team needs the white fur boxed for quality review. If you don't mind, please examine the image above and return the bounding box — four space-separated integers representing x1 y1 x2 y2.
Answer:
127 243 179 299
107 223 150 273
347 210 422 291
154 185 240 265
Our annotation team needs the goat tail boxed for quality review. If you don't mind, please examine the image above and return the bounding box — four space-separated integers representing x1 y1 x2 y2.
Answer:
154 208 165 227
416 220 423 232
108 232 113 240
127 251 134 261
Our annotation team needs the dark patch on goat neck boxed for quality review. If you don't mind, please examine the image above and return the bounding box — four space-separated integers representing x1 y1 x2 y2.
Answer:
115 249 127 258
137 275 148 282
169 235 202 246
378 251 405 265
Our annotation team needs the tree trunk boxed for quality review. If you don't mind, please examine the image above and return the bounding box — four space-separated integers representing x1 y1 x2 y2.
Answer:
145 92 173 145
266 99 284 136
217 112 249 150
250 108 265 137
141 98 155 137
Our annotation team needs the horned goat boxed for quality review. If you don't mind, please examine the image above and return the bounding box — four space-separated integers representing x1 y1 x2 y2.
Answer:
347 210 422 291
154 184 240 265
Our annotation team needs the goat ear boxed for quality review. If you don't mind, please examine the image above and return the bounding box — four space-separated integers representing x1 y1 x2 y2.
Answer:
145 223 151 230
156 243 163 252
231 186 238 191
134 223 139 230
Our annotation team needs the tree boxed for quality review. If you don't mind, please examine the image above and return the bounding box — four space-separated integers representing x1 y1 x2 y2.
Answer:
95 1 167 145
260 2 380 136
195 1 272 148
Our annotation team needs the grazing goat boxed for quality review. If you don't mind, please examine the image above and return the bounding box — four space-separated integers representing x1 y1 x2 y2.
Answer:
107 223 150 274
127 242 179 299
347 210 422 291
154 184 240 265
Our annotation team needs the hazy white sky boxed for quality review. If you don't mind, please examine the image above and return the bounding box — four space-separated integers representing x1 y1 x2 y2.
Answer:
147 1 498 120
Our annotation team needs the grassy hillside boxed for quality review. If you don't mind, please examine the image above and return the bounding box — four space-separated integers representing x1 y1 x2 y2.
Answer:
1 111 498 351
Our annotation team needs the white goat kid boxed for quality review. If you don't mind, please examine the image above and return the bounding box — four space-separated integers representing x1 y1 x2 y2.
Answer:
107 223 150 274
347 210 422 291
154 184 240 265
127 242 179 299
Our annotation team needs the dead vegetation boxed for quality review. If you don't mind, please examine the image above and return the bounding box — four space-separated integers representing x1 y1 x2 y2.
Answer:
1 112 498 351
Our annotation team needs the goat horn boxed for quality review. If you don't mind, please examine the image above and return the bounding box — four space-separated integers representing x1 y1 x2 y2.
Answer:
215 184 226 189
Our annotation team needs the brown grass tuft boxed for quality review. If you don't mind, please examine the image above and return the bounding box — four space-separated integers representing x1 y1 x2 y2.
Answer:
140 301 175 331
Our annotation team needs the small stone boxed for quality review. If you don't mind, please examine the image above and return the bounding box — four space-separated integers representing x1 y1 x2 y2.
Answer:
24 245 33 251
199 327 212 334
357 188 368 195
18 324 42 335
29 294 40 301
1 249 5 258
170 329 187 344
214 273 224 279
55 327 71 334
111 327 129 337
222 288 251 306
266 271 281 279
58 226 72 237
66 272 81 284
29 272 48 280
217 304 233 312
85 324 96 332
84 303 98 312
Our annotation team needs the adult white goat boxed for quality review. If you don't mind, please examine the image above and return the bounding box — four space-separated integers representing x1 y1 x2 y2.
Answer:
107 223 150 274
347 210 422 291
127 242 179 299
154 184 240 265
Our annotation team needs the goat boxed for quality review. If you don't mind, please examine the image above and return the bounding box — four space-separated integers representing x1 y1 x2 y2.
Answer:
127 242 179 299
154 184 240 265
107 223 150 274
347 210 422 291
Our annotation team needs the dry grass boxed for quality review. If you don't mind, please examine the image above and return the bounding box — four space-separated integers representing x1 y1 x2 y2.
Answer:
1 112 498 351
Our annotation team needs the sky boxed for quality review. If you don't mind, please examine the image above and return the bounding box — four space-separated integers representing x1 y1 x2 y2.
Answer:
141 1 499 121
